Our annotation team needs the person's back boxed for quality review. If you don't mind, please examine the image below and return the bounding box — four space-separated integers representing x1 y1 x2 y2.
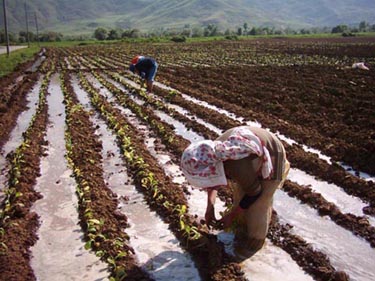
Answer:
129 56 158 92
135 57 156 75
180 125 290 259
217 126 289 258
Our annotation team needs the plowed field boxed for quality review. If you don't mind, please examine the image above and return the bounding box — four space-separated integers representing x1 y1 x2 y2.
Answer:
1 36 374 281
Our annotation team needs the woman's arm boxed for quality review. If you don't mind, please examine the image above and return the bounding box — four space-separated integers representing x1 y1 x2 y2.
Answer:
220 187 262 228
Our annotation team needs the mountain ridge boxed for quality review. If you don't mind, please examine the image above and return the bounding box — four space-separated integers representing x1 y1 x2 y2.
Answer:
1 0 375 35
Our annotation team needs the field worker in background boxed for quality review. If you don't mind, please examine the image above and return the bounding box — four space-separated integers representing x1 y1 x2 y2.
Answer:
181 126 290 259
129 55 158 93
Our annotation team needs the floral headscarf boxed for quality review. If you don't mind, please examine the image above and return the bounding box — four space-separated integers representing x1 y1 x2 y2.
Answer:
180 127 273 189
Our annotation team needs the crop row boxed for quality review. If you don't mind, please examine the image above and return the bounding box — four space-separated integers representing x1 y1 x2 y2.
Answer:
59 46 375 178
0 70 52 280
77 71 246 280
0 72 39 148
61 71 151 280
58 38 375 71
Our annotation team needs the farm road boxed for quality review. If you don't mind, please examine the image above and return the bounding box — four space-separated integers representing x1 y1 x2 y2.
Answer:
0 45 27 54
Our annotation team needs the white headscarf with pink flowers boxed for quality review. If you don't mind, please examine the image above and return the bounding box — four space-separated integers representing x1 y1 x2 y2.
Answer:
180 127 273 189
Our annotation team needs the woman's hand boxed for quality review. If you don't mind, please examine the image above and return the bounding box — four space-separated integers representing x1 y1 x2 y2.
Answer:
205 205 217 227
220 206 243 229
205 188 218 227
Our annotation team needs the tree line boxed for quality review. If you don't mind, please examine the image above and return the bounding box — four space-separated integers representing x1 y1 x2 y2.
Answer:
1 21 374 44
0 30 63 43
92 21 375 41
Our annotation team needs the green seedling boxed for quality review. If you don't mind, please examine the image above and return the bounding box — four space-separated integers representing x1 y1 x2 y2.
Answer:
107 253 128 281
166 89 180 101
110 266 127 281
0 242 8 255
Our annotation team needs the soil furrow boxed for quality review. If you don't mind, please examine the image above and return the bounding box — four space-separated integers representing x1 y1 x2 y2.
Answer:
78 71 247 280
62 72 151 280
0 71 51 280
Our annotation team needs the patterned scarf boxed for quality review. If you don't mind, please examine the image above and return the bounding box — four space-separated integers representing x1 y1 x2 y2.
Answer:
181 127 273 189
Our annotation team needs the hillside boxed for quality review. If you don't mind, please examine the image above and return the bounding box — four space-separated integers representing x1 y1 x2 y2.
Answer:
1 0 375 35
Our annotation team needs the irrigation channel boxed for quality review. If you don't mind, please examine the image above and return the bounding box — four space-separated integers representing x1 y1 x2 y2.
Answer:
1 38 375 281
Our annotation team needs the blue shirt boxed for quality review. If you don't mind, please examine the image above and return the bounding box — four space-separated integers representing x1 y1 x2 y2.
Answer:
135 57 157 80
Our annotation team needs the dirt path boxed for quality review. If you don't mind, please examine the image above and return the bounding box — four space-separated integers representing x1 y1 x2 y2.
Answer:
0 45 27 55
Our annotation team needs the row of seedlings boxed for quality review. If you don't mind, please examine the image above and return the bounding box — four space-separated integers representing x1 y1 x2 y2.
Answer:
0 69 53 280
0 71 39 147
61 71 151 281
94 70 214 141
99 69 354 280
78 70 247 280
85 69 349 280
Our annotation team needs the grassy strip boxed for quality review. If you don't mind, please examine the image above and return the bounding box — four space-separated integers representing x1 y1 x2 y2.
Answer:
61 72 150 281
78 71 246 280
0 70 52 280
0 46 40 77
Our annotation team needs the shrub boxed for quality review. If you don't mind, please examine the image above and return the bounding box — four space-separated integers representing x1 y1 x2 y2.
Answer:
225 35 238 40
170 36 186 43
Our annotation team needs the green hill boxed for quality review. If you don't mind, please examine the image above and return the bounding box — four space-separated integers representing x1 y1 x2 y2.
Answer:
1 0 375 35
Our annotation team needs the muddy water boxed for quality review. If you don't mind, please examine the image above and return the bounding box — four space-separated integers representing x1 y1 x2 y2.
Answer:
0 79 42 157
73 75 200 280
168 103 223 135
289 168 375 225
30 74 109 281
275 192 375 281
108 74 224 135
155 110 203 142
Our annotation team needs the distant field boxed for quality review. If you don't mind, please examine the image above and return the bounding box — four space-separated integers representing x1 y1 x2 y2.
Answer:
0 45 40 77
